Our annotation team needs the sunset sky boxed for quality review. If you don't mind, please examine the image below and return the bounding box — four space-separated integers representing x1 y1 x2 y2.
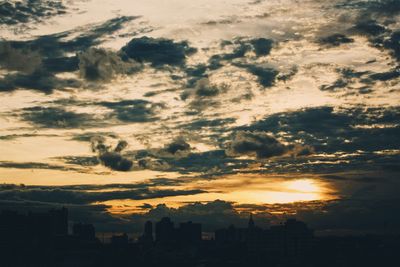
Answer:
0 0 399 234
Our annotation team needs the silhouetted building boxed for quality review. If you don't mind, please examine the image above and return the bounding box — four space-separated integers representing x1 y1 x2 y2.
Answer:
73 223 96 241
215 217 314 257
0 207 68 244
178 221 202 243
155 217 175 242
139 220 154 243
248 213 255 229
111 233 129 246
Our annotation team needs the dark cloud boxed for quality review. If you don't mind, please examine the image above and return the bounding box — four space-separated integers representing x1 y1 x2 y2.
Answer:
318 33 354 47
0 184 204 205
226 131 288 159
78 48 142 81
240 64 279 87
0 69 81 93
8 16 137 58
361 0 400 17
0 161 78 171
250 38 274 56
382 31 400 61
0 41 42 73
71 132 119 142
207 38 274 71
236 106 400 172
182 118 236 131
369 67 400 81
120 36 197 67
163 137 192 156
0 0 67 25
0 16 138 93
351 20 387 37
99 99 165 123
182 78 229 111
60 156 100 167
221 37 273 59
21 106 97 128
0 133 57 140
320 68 371 93
91 137 133 171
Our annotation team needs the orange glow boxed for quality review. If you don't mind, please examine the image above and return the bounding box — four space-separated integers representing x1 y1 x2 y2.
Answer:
101 175 336 215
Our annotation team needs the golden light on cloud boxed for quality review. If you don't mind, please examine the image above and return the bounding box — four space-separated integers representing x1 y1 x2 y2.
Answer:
101 174 336 215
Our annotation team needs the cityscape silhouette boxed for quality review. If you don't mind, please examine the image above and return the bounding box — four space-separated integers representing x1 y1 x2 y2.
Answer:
0 207 398 267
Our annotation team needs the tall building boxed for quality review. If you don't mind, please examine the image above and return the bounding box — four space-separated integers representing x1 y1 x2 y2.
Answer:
248 213 255 229
215 218 314 257
72 223 96 241
0 207 69 244
139 220 154 243
155 217 174 242
154 217 203 244
178 221 202 243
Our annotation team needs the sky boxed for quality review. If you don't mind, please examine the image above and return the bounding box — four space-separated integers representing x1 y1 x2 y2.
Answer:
0 0 399 235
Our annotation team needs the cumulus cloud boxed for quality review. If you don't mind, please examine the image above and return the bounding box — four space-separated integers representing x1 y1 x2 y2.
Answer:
78 47 142 81
91 137 133 172
0 16 138 92
120 36 197 67
0 41 42 73
226 131 314 159
207 38 274 71
226 131 288 159
239 64 279 88
233 106 400 173
181 78 229 111
163 137 192 156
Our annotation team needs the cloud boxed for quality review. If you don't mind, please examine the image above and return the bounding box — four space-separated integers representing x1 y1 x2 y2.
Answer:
91 137 133 171
99 99 165 123
0 0 67 26
207 38 274 70
318 33 354 47
21 106 97 128
163 137 192 156
240 64 279 88
9 16 137 58
0 16 138 92
182 118 236 131
78 48 142 81
225 131 288 159
0 161 79 172
71 132 119 142
0 184 204 205
120 36 197 67
0 69 81 93
369 67 400 81
250 38 274 57
181 78 229 111
383 31 400 61
234 106 400 173
0 41 42 73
